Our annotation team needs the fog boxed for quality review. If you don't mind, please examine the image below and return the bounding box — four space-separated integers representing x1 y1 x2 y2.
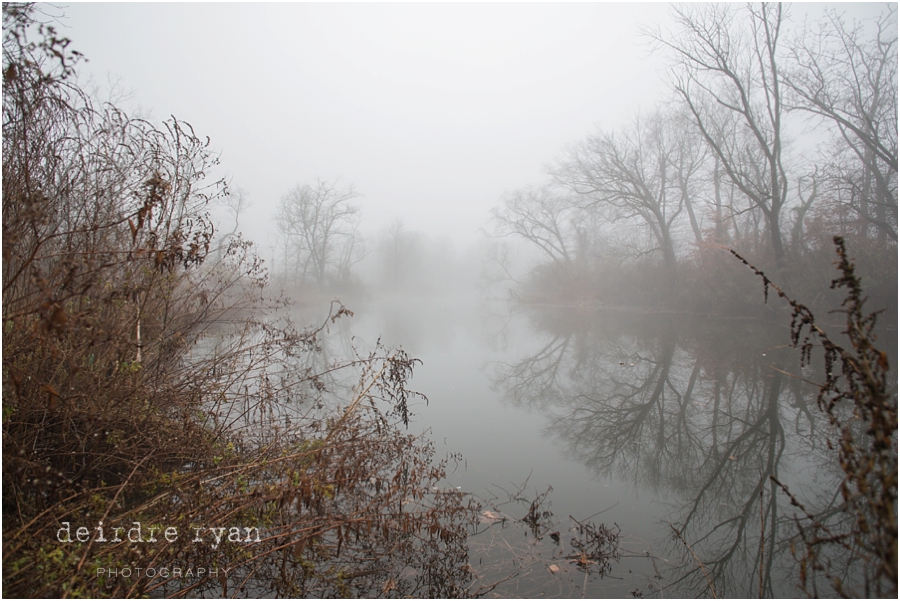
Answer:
56 1 889 287
56 3 674 249
7 3 895 597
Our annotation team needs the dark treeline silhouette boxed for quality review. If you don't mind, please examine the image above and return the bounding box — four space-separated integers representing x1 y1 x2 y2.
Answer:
492 4 897 319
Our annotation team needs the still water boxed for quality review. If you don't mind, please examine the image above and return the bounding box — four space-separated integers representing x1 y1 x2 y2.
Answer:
292 292 883 598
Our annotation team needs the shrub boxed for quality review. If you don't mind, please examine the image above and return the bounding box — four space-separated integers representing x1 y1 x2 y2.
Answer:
2 5 478 597
734 237 897 598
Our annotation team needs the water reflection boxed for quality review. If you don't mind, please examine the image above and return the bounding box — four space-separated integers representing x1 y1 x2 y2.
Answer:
491 307 852 597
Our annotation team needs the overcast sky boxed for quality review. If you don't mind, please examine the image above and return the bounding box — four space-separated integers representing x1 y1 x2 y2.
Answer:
53 2 886 255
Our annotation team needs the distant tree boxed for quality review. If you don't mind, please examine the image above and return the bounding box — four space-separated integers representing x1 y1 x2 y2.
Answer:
553 110 705 271
649 3 792 265
491 184 582 277
377 218 421 290
785 6 898 243
275 179 362 289
671 110 710 246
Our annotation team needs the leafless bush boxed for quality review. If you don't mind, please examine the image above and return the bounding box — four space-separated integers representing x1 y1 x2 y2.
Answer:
2 5 479 597
733 236 897 598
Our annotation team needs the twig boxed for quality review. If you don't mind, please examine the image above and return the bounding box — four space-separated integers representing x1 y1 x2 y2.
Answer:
669 524 717 599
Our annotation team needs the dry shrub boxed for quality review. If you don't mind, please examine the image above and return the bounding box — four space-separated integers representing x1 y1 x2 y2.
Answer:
2 5 478 597
734 237 897 598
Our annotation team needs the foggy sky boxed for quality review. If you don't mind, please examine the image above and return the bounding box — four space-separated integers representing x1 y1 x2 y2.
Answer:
53 2 886 256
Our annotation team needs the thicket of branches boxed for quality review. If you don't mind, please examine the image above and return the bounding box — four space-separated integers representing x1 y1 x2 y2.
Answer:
2 4 478 597
492 4 897 317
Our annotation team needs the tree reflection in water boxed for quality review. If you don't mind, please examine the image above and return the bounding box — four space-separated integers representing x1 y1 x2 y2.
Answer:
491 307 860 598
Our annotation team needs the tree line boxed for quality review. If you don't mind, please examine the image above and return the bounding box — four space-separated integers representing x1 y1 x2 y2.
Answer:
492 4 896 315
270 182 479 299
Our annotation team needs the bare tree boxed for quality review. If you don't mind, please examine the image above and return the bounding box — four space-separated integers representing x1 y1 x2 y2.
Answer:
649 3 791 265
785 6 898 243
553 110 703 270
491 184 581 275
275 179 361 289
672 111 710 245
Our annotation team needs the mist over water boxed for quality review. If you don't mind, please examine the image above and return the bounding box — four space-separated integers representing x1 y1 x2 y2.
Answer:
7 2 895 597
282 285 888 596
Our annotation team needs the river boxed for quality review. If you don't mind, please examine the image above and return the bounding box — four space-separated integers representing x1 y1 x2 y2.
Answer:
289 291 892 598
